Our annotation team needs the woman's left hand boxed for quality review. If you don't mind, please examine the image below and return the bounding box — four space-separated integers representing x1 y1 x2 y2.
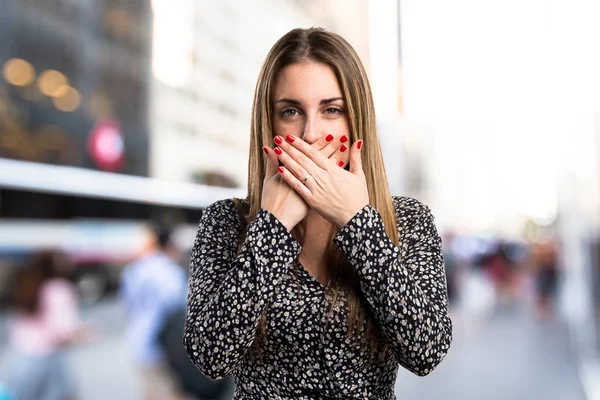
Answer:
273 134 369 229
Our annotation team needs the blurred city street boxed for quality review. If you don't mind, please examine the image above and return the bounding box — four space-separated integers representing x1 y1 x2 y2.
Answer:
0 295 586 400
0 297 140 399
1 0 600 399
395 305 587 400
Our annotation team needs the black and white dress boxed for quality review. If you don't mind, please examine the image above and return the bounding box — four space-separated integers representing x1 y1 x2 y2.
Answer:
184 196 452 399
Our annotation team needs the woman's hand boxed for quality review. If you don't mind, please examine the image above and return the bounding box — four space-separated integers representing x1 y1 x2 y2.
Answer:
273 134 369 230
261 145 308 232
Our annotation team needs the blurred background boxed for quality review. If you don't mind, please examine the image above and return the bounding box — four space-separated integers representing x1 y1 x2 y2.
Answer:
0 0 599 399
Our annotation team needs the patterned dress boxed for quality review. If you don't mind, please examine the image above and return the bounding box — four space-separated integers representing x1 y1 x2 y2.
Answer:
184 196 452 399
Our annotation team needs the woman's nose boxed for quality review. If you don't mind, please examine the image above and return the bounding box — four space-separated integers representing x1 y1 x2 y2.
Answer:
301 115 322 144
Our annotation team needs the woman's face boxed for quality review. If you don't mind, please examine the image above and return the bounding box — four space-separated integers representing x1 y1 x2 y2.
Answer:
272 62 350 145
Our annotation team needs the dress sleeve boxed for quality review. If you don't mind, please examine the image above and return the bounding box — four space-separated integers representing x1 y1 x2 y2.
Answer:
183 200 301 380
333 200 452 376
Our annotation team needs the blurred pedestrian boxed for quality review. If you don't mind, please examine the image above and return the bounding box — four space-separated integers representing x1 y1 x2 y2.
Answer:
531 229 560 321
480 240 515 304
442 230 459 305
5 249 91 400
120 224 189 400
158 306 235 400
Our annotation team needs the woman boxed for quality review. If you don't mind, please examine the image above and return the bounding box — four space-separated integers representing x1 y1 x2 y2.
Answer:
5 250 91 400
184 27 452 399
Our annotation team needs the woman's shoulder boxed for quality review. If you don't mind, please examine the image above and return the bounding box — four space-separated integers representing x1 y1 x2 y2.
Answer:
201 197 249 228
390 196 437 237
391 195 433 218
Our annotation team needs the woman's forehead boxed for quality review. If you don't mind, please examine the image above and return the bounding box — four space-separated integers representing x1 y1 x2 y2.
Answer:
273 62 343 102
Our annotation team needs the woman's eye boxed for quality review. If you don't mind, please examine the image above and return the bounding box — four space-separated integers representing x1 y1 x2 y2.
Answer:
325 107 343 115
281 109 299 117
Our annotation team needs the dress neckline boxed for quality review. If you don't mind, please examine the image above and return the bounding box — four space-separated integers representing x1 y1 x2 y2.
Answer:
296 261 332 290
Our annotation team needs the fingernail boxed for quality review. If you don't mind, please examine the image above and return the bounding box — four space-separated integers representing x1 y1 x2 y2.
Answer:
326 134 334 142
278 166 285 174
340 135 348 143
262 147 269 155
285 134 295 143
274 147 282 155
357 140 363 150
337 160 344 167
274 136 283 144
340 144 347 153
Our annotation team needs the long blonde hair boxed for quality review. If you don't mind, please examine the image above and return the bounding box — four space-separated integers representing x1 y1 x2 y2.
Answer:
238 27 399 359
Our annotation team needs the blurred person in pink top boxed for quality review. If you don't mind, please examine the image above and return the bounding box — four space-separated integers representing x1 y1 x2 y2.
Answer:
5 250 91 400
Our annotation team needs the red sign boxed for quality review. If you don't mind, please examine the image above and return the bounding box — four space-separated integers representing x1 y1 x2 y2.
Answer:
88 120 125 171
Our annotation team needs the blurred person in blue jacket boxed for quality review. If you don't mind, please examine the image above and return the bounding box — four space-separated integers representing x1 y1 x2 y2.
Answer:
5 250 92 400
120 224 189 400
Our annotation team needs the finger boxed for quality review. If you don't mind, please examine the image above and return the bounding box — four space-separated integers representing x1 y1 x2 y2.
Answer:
275 135 321 175
349 139 364 174
328 140 351 168
315 133 336 152
263 146 279 179
304 133 335 153
315 133 344 159
277 166 312 200
273 145 310 185
279 134 330 170
335 159 346 169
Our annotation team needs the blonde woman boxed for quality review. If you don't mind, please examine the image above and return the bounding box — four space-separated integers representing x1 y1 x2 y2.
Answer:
184 27 452 399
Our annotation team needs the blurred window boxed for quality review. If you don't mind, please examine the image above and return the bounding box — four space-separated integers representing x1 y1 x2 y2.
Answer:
0 188 201 223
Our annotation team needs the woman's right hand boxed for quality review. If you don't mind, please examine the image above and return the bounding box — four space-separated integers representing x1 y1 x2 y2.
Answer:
261 145 308 232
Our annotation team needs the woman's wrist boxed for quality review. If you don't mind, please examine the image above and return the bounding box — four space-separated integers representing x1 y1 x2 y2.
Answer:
333 205 368 230
262 206 297 232
277 216 296 232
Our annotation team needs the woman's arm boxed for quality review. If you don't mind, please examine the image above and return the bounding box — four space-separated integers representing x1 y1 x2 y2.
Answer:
184 199 301 380
333 197 452 376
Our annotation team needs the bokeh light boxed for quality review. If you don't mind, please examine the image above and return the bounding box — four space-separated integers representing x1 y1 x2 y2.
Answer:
2 58 35 87
52 86 81 112
37 69 69 97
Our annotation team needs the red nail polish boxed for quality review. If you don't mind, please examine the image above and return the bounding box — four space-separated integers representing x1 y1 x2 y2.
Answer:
286 134 295 143
274 136 283 144
274 147 282 155
357 140 363 150
340 135 348 143
262 147 269 155
326 134 334 142
337 160 344 167
340 144 347 153
278 166 285 174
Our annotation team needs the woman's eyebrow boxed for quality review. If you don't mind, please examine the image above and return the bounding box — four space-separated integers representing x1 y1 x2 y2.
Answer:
275 97 344 106
275 98 301 105
320 97 343 105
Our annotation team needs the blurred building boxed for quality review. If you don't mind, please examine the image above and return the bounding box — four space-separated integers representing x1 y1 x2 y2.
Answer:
398 0 563 236
367 0 407 198
0 0 239 305
396 1 600 397
148 0 370 188
1 0 374 192
553 4 600 390
0 0 152 177
0 0 372 308
0 0 155 221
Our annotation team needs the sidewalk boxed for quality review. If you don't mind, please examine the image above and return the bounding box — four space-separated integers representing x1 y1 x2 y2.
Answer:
394 303 587 400
580 358 600 400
